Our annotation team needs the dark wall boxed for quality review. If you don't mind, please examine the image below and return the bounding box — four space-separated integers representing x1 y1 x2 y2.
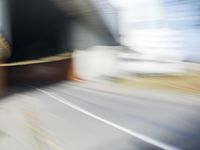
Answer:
9 0 68 62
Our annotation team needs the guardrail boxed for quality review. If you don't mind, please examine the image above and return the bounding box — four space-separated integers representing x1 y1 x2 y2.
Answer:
0 52 73 67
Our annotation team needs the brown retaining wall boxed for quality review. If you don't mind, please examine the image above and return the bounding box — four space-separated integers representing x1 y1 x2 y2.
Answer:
7 58 75 83
0 60 6 96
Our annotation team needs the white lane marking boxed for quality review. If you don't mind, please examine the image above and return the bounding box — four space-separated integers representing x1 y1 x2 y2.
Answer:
35 87 180 150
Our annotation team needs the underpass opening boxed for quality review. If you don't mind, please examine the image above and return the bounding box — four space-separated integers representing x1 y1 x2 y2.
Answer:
9 0 71 62
7 0 75 85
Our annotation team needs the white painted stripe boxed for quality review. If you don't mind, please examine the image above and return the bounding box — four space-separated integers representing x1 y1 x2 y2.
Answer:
35 87 180 150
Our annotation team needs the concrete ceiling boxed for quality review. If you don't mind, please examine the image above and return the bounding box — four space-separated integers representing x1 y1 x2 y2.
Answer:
50 0 113 33
10 0 117 50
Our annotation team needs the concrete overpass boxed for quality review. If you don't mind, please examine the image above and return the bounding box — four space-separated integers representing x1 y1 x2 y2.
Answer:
0 0 119 95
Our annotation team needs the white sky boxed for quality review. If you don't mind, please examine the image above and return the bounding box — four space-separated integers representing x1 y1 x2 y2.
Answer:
108 0 164 32
107 0 184 60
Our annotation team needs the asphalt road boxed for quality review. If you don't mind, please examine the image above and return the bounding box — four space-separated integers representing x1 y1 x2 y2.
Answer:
0 82 200 150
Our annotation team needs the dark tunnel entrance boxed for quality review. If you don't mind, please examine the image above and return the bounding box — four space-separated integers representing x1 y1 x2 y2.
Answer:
7 0 119 62
9 0 71 62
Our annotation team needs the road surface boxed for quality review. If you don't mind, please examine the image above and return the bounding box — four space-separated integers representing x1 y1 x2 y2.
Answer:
0 81 199 150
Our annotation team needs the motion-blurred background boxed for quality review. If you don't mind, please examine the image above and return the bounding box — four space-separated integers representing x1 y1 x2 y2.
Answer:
0 0 199 150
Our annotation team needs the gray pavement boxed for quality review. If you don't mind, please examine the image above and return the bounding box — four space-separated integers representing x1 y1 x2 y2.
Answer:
0 81 200 150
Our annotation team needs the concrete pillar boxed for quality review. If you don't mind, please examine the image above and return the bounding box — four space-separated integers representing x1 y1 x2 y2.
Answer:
66 58 76 81
0 0 11 96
